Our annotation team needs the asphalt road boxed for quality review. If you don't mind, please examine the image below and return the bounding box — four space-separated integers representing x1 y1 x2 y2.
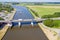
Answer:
2 24 49 40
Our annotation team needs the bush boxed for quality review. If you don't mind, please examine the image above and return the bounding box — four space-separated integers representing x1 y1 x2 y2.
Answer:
0 8 2 12
43 19 59 28
43 19 53 27
0 17 4 20
42 12 60 18
42 15 53 18
0 3 14 12
54 12 60 17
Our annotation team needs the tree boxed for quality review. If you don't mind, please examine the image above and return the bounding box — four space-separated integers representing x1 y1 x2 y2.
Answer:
42 15 53 18
0 17 4 20
54 12 60 17
43 19 54 27
0 3 14 12
0 3 2 7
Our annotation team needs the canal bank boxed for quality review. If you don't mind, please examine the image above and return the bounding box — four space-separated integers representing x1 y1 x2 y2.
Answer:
28 7 58 40
0 9 16 40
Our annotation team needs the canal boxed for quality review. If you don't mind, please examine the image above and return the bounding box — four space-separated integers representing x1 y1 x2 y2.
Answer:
2 5 48 40
12 5 35 26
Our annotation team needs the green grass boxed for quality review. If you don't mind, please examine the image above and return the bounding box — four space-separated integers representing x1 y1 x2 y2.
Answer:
53 20 60 28
43 20 60 28
0 17 4 20
28 6 60 28
28 6 60 17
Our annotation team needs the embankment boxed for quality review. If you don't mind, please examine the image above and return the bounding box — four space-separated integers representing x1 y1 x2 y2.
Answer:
0 9 16 40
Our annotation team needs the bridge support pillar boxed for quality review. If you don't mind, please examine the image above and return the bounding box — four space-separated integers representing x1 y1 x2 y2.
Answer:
18 22 21 28
31 22 34 26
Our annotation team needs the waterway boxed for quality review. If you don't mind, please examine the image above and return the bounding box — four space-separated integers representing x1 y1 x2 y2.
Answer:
2 5 48 40
2 25 48 40
13 5 34 19
12 5 36 26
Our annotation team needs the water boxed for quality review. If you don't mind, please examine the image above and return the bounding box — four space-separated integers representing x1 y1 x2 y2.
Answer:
12 5 36 26
2 25 48 40
12 5 34 19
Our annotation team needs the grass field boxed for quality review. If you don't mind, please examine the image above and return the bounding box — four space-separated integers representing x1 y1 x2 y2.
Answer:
28 6 60 17
53 20 60 28
43 20 60 28
28 5 60 28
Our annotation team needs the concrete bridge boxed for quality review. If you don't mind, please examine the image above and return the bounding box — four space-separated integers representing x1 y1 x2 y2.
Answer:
0 17 60 27
0 18 46 27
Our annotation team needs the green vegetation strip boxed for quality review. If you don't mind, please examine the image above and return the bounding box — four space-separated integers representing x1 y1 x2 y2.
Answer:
42 12 60 18
27 7 37 18
0 17 4 20
0 3 14 13
43 19 60 28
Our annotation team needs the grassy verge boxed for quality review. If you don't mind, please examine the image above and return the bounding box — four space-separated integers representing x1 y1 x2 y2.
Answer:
27 7 37 18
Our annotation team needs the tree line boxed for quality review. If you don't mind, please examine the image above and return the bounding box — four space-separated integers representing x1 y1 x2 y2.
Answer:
0 3 14 12
42 12 60 18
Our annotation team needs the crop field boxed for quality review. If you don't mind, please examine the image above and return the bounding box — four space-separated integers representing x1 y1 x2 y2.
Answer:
28 6 60 17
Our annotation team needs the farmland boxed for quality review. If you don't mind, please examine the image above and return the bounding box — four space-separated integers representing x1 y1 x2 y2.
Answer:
28 6 60 17
28 5 60 28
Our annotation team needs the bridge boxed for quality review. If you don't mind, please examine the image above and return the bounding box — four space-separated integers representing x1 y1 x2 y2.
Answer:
0 18 46 22
0 17 60 27
0 18 46 27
